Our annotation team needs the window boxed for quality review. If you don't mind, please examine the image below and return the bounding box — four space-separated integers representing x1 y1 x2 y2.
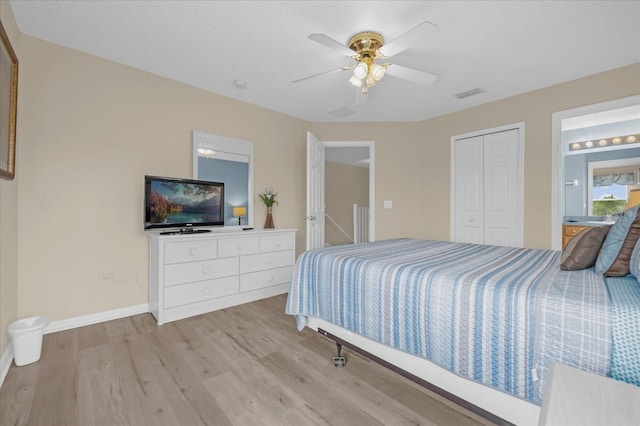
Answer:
588 159 640 215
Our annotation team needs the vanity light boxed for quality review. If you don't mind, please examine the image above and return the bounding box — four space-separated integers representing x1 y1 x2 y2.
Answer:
197 148 216 158
569 134 640 151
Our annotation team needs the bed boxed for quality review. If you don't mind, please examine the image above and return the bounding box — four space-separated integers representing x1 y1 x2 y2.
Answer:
285 235 640 425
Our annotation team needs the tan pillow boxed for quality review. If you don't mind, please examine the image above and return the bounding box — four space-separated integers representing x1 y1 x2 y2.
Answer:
561 226 611 271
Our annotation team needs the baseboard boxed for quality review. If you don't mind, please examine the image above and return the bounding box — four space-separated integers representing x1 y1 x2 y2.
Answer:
0 303 149 389
0 341 14 389
44 303 149 334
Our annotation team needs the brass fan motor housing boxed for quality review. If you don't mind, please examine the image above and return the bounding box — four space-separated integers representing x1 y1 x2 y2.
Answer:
348 31 384 59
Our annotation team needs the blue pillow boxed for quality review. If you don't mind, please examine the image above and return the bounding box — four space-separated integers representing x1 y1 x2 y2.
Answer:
595 205 640 276
631 239 640 279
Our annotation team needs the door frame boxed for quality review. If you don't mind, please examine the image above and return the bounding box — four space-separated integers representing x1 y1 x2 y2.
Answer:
322 140 376 243
450 122 525 246
551 95 640 250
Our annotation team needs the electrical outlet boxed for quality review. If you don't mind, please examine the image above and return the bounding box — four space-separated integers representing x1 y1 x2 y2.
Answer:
384 200 392 209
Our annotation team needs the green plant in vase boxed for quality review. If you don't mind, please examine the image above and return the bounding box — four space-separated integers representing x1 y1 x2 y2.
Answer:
259 188 278 228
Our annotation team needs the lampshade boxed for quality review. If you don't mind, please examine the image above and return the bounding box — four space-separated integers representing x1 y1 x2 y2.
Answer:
625 185 640 210
369 63 386 81
233 206 247 217
353 61 368 79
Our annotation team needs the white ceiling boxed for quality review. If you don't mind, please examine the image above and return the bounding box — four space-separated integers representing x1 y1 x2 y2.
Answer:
9 1 640 123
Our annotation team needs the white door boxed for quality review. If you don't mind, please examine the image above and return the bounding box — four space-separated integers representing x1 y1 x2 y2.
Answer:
483 129 520 246
452 127 522 247
454 136 484 244
306 132 325 250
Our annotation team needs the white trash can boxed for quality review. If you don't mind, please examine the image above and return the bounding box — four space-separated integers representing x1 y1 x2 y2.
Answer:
7 316 49 366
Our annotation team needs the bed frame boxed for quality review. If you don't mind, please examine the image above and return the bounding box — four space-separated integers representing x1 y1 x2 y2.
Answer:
307 317 541 426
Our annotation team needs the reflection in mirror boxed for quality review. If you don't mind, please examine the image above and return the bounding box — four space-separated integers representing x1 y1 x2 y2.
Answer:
193 130 254 227
565 148 640 216
587 157 640 215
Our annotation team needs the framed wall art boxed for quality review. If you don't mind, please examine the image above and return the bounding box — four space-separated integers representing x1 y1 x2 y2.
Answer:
0 19 17 180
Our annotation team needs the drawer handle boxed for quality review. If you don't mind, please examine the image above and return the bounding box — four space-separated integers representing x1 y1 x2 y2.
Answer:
267 258 273 265
202 267 210 275
201 287 210 295
238 244 244 251
267 275 274 283
189 247 198 256
276 240 281 247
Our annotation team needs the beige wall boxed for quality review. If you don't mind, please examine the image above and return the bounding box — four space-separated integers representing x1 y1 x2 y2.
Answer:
2 23 638 331
0 3 20 356
15 36 309 322
313 63 640 249
325 161 369 246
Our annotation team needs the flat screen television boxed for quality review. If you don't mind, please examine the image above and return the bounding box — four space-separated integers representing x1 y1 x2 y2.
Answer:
144 175 224 232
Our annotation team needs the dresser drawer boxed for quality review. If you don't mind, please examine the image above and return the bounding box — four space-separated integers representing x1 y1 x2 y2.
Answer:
563 225 589 238
164 276 239 309
239 250 294 274
218 237 260 258
240 266 293 292
260 233 295 253
164 257 238 286
165 240 217 264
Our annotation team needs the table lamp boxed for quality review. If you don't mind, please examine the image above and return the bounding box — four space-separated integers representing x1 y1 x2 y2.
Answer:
233 206 247 226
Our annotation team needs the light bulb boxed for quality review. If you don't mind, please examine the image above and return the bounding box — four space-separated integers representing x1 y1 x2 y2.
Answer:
585 141 594 148
627 135 637 143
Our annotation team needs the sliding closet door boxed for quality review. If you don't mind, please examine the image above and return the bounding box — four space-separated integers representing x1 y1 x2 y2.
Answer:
452 127 522 247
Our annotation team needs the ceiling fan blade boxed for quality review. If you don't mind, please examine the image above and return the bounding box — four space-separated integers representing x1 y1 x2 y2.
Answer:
378 21 438 58
385 64 437 86
308 33 355 57
292 67 350 84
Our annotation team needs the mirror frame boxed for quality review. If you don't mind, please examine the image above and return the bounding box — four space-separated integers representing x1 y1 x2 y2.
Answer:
193 130 254 228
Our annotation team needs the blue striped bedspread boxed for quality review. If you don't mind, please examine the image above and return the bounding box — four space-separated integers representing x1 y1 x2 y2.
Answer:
285 238 612 404
606 275 640 387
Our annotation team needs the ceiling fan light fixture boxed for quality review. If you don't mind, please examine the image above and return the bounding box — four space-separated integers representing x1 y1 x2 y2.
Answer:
353 61 368 79
349 74 363 87
369 62 386 82
365 73 378 88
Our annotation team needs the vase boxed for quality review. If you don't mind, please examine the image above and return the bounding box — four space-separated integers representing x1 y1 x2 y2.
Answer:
264 206 275 229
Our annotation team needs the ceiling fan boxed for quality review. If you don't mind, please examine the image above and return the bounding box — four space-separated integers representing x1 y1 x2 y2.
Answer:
293 21 438 95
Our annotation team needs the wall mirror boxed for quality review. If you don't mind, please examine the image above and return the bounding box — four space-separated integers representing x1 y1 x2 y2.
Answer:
193 130 254 227
562 109 640 217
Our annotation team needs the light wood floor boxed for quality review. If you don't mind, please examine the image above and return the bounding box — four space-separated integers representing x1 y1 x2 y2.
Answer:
0 295 495 426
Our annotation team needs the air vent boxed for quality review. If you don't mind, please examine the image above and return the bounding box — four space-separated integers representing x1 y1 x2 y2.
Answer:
329 107 356 117
454 87 485 99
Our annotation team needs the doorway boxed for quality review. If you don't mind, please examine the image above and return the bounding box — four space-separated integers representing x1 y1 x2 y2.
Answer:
305 132 375 250
551 95 640 250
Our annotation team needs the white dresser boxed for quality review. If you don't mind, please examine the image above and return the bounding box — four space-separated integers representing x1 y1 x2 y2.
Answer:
149 228 296 325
